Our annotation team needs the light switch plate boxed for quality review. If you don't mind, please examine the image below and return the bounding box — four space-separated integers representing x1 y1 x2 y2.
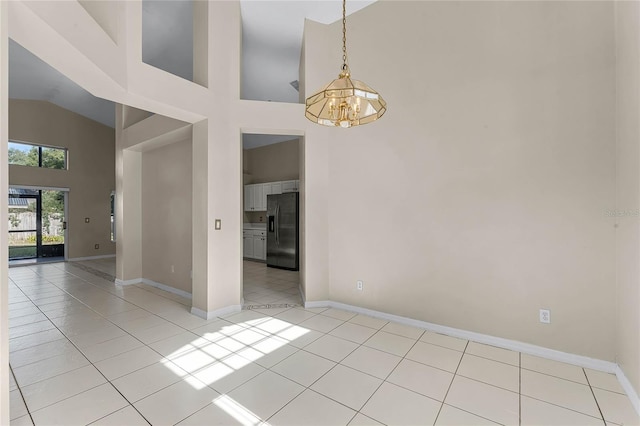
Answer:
214 219 222 230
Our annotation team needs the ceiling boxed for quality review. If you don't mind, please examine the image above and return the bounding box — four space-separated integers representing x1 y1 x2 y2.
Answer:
8 0 375 147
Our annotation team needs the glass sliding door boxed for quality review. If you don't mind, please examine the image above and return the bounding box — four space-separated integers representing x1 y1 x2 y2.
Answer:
8 188 66 260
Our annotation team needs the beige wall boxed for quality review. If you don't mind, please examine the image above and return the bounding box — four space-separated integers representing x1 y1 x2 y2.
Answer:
243 138 300 223
615 1 640 399
305 1 617 360
244 138 300 184
142 138 192 294
9 99 115 259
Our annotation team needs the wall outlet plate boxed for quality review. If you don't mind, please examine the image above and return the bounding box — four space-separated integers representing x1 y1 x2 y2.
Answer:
357 280 363 291
539 309 550 324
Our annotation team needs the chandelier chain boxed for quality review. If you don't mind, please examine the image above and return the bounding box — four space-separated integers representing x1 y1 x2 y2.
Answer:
342 0 348 71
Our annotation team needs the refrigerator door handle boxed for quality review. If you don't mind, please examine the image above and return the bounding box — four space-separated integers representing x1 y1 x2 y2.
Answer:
275 204 280 244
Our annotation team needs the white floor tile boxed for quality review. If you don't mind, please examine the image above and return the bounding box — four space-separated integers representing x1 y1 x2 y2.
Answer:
303 334 359 362
9 339 78 368
176 398 262 425
341 345 401 379
329 322 378 344
405 341 463 373
9 414 33 426
9 328 66 353
521 396 604 425
30 383 128 426
193 354 266 394
134 379 220 425
347 315 388 330
320 308 358 321
593 388 640 425
272 350 336 386
364 330 416 357
387 358 454 401
521 369 601 418
585 368 625 394
10 390 28 420
466 342 519 367
521 354 587 385
380 321 425 339
80 334 145 363
12 349 89 387
299 315 344 333
20 365 106 411
348 413 384 425
361 382 441 426
111 360 188 402
420 331 468 352
436 404 500 425
128 321 185 344
445 376 519 425
457 354 519 392
268 389 356 425
311 364 382 410
91 405 150 425
94 346 163 380
228 371 304 420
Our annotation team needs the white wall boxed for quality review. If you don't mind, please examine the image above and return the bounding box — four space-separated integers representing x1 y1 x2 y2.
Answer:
304 1 617 361
615 0 640 403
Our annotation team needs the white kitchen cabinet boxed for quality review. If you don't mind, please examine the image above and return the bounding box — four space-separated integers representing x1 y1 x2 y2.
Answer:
282 180 297 193
244 180 298 211
243 232 254 257
243 229 266 260
270 182 282 195
253 231 266 260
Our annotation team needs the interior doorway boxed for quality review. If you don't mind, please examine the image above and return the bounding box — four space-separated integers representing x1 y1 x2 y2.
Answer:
241 134 304 308
8 187 66 262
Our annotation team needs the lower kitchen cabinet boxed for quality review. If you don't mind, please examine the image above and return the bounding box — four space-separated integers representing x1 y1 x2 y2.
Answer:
243 230 266 261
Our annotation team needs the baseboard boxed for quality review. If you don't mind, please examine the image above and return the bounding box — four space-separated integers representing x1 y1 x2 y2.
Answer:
69 254 116 262
141 278 192 300
305 300 618 374
616 365 640 416
191 304 242 320
115 277 142 286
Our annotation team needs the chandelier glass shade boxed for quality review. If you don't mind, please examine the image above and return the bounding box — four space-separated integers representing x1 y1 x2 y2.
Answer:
305 0 386 128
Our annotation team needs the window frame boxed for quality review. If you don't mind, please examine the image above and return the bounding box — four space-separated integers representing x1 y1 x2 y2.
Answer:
8 140 68 170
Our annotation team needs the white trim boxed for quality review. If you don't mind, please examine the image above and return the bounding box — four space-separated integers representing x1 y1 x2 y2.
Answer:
616 365 640 416
299 284 306 304
305 300 618 374
115 277 142 286
9 184 70 192
69 254 116 262
141 278 192 300
191 305 242 320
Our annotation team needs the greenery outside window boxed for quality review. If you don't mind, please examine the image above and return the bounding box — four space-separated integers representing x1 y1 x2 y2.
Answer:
8 141 67 170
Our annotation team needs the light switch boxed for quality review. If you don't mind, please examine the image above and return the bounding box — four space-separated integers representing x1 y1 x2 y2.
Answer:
214 219 222 230
85 217 90 223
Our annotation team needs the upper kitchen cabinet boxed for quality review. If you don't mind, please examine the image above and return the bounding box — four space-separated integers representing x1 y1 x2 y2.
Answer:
244 180 298 211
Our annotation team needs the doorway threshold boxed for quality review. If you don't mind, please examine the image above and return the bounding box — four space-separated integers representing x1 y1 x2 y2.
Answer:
9 256 65 268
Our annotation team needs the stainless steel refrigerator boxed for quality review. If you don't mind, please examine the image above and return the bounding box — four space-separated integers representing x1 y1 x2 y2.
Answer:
267 192 299 270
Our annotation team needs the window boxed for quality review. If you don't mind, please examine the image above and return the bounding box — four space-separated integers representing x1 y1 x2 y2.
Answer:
8 141 67 170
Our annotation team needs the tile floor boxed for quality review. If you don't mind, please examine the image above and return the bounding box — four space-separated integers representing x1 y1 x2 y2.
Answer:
242 260 301 308
7 260 640 425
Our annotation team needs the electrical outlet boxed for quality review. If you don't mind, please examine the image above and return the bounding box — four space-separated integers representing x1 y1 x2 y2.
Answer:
171 265 175 273
357 280 363 291
94 244 99 250
539 309 550 324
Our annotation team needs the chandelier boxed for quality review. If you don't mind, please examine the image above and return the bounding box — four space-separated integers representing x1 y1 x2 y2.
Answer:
305 0 386 128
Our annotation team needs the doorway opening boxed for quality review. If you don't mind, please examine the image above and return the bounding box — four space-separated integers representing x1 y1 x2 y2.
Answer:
241 134 304 309
8 187 67 264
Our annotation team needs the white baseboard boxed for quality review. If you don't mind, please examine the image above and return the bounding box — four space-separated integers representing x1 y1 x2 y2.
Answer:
191 304 242 320
69 254 116 262
141 278 192 300
304 300 618 374
616 364 640 416
115 277 142 286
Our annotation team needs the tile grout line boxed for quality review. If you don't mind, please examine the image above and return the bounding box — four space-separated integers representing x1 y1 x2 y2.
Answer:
9 275 154 425
9 363 36 425
582 368 607 425
433 339 469 424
